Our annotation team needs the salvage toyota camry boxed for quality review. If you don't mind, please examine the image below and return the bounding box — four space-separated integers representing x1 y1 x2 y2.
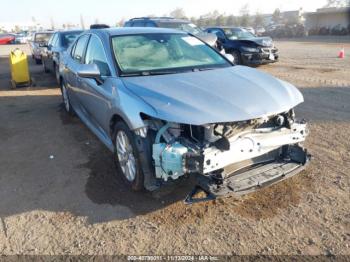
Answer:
59 27 310 203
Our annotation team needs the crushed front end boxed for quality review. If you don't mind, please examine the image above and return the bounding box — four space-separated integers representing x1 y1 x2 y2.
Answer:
142 109 310 203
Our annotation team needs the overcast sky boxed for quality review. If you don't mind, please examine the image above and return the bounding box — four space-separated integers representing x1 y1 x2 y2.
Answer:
1 0 328 27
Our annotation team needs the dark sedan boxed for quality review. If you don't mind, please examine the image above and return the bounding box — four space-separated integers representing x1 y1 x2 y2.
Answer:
205 27 278 66
42 30 83 82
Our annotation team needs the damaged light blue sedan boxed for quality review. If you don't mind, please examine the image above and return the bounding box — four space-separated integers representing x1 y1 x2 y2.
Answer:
59 27 310 203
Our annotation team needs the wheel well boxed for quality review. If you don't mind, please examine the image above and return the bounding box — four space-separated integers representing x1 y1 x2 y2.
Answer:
110 114 127 138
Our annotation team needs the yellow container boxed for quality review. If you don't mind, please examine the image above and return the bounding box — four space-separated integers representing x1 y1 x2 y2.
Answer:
9 48 30 88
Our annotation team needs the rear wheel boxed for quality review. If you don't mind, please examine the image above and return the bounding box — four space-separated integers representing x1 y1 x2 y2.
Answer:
113 121 144 191
61 81 74 115
55 64 60 84
42 59 49 73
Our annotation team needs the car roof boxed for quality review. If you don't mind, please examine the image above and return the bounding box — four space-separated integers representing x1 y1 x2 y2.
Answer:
128 17 189 23
34 31 55 34
58 30 84 35
88 27 187 36
207 27 241 30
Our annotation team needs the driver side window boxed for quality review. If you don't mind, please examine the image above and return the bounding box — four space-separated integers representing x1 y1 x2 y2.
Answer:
72 34 90 63
84 35 111 76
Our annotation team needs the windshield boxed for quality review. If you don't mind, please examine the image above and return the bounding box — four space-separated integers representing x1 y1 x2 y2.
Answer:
112 33 230 75
34 33 53 43
61 31 82 47
224 28 255 40
157 22 203 35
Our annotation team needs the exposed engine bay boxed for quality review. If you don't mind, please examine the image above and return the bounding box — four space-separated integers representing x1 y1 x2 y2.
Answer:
139 109 310 202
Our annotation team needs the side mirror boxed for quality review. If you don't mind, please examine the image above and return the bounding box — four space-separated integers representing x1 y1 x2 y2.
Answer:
77 64 103 84
224 53 235 64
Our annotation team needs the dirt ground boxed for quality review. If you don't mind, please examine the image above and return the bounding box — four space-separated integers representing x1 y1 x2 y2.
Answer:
0 39 349 256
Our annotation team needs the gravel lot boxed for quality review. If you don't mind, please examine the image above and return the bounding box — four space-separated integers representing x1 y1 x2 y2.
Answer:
0 39 349 256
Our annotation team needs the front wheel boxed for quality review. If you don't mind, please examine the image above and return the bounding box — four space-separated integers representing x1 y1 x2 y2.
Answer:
113 121 144 191
231 50 242 65
55 64 60 84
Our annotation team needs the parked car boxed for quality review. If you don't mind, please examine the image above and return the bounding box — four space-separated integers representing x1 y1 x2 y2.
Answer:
15 32 32 44
42 30 83 82
255 26 266 36
0 34 16 45
29 31 54 64
58 27 309 202
205 27 278 66
124 17 219 49
242 27 255 35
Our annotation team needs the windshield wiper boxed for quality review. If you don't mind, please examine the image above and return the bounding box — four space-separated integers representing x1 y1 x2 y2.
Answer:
141 70 180 76
120 70 191 77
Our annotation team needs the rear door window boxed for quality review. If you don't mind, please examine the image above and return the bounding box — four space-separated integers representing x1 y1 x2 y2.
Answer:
145 21 156 27
132 21 145 27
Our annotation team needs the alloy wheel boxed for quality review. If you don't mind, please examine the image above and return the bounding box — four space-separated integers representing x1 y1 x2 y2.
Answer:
115 131 136 182
62 83 70 112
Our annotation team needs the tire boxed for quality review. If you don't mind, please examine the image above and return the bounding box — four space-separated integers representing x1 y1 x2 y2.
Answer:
231 50 242 65
43 59 49 73
55 64 60 84
35 58 42 65
61 81 74 115
112 121 144 191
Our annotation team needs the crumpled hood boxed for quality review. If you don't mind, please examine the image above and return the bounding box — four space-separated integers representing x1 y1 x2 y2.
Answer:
122 66 303 125
237 36 273 47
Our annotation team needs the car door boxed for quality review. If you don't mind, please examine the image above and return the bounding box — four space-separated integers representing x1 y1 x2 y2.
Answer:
64 34 90 110
76 34 112 132
50 33 61 71
45 33 57 70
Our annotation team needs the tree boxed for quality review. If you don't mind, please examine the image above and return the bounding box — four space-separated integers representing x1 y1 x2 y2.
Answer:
226 15 236 26
50 17 55 30
116 18 125 27
324 0 350 7
14 25 20 33
239 4 250 26
215 15 226 26
169 8 186 19
190 17 197 24
272 8 281 24
254 12 263 27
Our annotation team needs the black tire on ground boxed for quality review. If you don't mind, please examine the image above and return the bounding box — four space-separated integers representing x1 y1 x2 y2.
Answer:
112 121 145 191
30 77 36 87
43 59 49 73
35 58 42 65
55 64 60 84
10 80 16 89
60 81 74 116
231 50 242 65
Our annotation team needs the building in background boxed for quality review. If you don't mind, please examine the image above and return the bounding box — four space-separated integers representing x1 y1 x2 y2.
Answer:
305 7 350 30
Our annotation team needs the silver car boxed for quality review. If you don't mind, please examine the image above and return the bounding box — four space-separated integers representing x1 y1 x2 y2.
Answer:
29 31 54 64
59 27 309 202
